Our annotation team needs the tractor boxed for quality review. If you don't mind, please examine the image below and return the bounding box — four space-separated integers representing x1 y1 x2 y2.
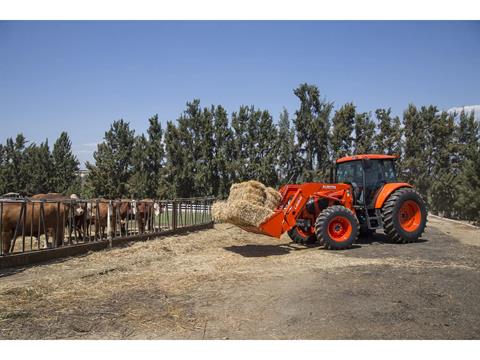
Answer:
242 154 427 249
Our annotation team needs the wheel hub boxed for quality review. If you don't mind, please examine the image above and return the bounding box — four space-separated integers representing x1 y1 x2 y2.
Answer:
398 200 421 232
327 216 352 242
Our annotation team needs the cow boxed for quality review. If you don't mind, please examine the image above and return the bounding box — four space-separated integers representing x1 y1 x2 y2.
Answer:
1 193 72 254
132 199 162 234
89 199 132 239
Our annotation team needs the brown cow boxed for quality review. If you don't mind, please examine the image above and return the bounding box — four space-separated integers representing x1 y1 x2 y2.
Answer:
1 193 71 254
89 199 131 238
133 199 161 234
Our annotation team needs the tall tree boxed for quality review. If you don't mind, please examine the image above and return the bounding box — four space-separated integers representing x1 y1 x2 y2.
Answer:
51 131 80 194
86 120 135 198
23 140 54 194
331 102 356 159
454 111 480 221
231 105 251 182
129 115 166 198
163 121 183 198
254 109 278 186
1 134 28 194
354 111 376 154
212 105 234 198
128 134 149 198
293 83 332 182
401 105 435 198
374 108 402 155
428 111 456 216
277 108 302 184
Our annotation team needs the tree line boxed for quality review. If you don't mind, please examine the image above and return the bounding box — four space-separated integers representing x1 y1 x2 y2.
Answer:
0 83 479 223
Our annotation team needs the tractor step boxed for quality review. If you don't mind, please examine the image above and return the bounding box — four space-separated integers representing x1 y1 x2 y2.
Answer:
366 209 383 229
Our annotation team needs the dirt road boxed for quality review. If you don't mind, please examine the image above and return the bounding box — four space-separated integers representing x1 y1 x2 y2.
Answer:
0 219 479 339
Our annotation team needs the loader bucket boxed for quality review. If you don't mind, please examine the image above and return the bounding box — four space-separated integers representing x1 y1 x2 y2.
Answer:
238 210 287 238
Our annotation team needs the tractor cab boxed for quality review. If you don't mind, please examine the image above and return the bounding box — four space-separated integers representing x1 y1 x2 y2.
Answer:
335 154 399 230
335 154 398 208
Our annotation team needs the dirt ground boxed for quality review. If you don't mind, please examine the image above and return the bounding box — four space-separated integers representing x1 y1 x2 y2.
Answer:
0 217 479 339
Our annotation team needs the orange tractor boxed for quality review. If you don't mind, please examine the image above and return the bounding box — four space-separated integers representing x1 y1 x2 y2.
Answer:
243 154 427 249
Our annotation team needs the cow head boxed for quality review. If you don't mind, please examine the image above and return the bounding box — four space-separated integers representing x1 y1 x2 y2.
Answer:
70 194 85 216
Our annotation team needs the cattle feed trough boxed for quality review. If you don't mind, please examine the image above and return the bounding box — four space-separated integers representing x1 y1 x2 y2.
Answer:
0 196 214 267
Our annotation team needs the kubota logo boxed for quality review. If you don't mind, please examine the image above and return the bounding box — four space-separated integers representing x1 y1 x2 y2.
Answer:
322 185 336 189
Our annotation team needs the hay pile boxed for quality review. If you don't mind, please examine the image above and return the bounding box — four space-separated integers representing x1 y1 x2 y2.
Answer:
212 181 282 227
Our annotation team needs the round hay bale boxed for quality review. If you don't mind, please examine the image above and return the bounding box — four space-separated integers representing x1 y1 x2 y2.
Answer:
226 200 274 227
228 186 266 206
264 187 282 210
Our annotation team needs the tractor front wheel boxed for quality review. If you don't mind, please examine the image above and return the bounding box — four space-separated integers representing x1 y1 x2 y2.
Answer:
315 206 359 250
287 226 317 244
381 188 427 243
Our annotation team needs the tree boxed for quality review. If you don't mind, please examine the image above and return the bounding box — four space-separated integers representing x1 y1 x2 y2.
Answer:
1 134 28 194
401 104 431 197
86 120 135 198
128 115 166 198
293 83 332 182
23 140 54 194
354 111 376 154
454 111 480 221
128 134 149 198
254 109 278 186
428 111 456 216
145 115 166 198
51 132 80 194
331 102 356 159
163 121 182 198
212 105 234 198
277 108 302 184
230 105 251 182
374 108 402 155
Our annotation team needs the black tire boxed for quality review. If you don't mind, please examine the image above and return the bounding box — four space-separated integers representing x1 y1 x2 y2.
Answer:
287 226 317 244
315 205 359 250
381 188 427 243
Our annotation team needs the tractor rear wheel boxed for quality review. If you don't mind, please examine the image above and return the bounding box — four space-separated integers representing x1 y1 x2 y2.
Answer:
381 188 427 243
315 205 359 250
287 226 317 244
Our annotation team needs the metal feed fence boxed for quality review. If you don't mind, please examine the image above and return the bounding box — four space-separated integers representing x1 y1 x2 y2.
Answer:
0 196 214 266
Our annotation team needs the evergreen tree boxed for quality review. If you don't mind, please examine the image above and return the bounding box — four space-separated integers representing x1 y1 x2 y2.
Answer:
163 121 182 198
354 111 376 154
374 108 402 155
1 134 28 193
401 104 431 197
194 106 215 196
86 120 135 198
231 105 251 182
254 109 278 186
331 102 356 159
454 111 480 221
429 111 456 216
128 134 149 198
51 131 80 194
23 140 54 194
128 115 166 198
145 115 166 198
277 108 302 184
293 83 332 182
212 105 234 198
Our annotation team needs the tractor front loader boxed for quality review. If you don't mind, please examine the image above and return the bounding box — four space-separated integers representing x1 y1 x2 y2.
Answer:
240 154 427 250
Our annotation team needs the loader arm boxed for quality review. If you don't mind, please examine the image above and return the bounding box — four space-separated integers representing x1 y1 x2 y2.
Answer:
256 183 344 238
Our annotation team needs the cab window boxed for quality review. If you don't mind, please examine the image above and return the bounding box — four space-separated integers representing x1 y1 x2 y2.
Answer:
335 161 363 185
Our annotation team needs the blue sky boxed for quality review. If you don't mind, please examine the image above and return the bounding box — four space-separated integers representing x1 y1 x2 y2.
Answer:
1 21 479 167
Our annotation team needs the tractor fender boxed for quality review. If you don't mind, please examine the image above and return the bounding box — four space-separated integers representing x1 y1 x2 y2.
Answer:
374 183 412 209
